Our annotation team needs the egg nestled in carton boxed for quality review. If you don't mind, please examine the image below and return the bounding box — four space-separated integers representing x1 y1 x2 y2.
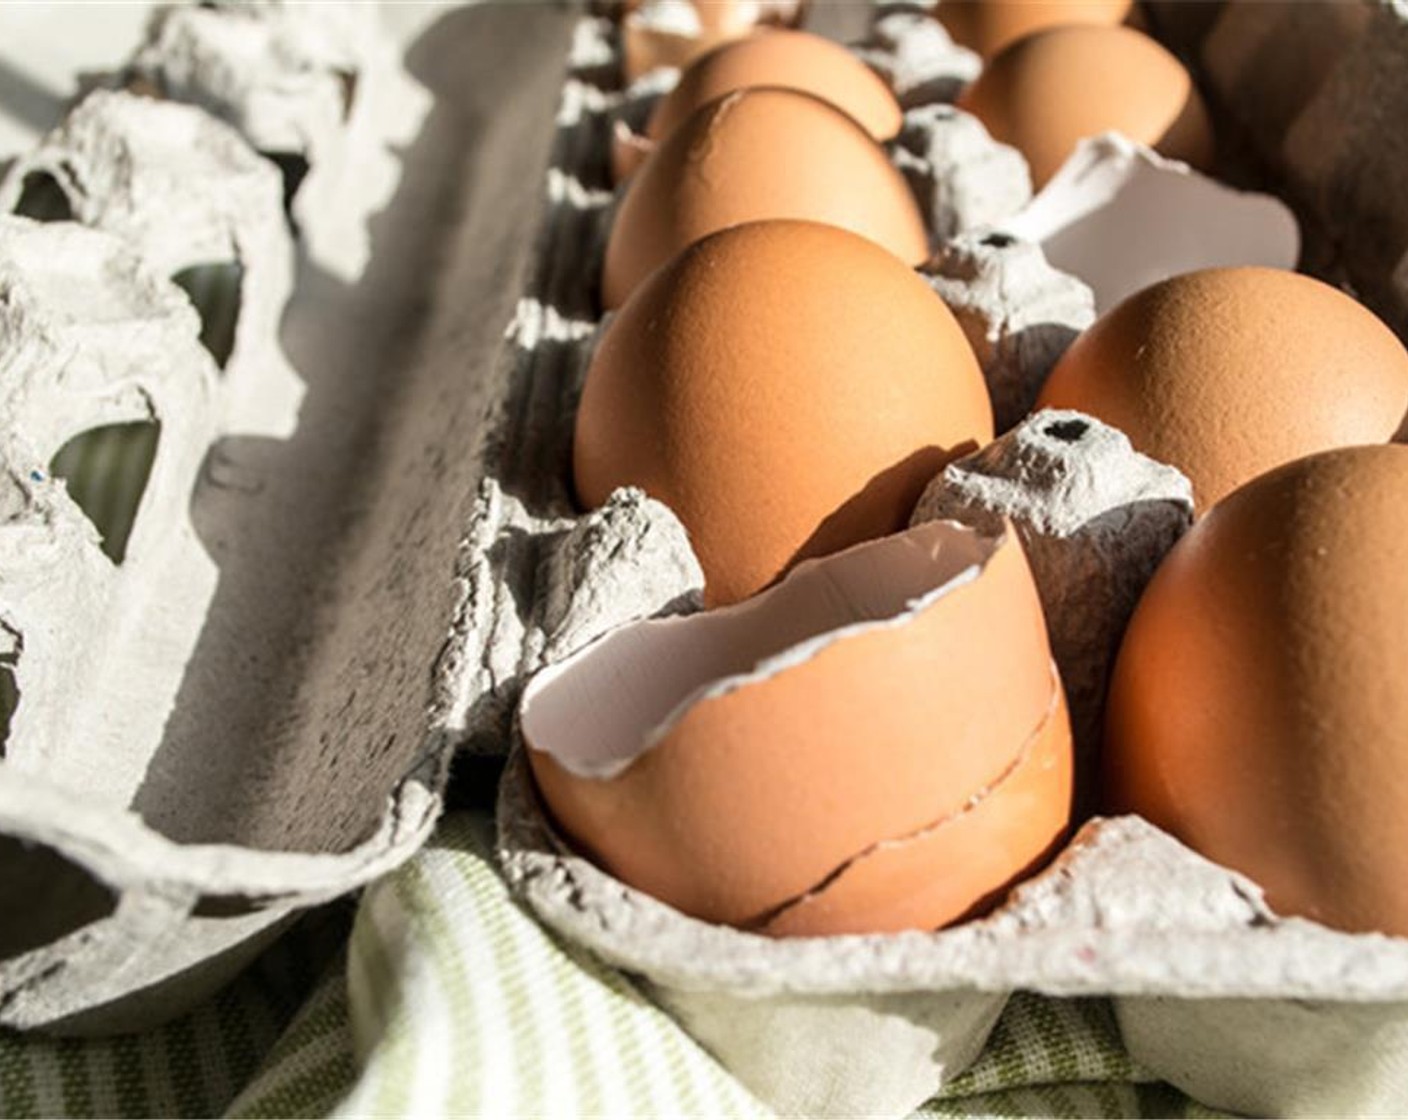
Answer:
601 87 928 307
1037 265 1408 511
1106 443 1408 938
959 23 1214 188
582 219 991 605
935 0 1133 60
612 28 905 181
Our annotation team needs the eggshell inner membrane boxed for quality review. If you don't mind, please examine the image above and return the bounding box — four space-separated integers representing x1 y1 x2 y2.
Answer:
522 519 1070 933
998 134 1299 314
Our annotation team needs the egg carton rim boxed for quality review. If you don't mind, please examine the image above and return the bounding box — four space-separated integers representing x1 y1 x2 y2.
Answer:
498 745 1408 1004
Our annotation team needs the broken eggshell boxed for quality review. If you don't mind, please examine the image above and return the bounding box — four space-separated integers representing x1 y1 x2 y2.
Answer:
520 517 1074 937
996 132 1300 314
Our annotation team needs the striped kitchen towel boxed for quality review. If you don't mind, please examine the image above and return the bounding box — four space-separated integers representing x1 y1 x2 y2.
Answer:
0 811 1230 1119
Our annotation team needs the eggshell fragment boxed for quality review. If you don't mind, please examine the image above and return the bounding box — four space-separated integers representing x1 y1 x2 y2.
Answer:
601 88 929 308
1105 445 1408 937
521 519 1073 935
997 133 1299 314
1035 266 1408 512
936 0 1133 59
646 30 903 143
761 681 1071 936
957 24 1213 188
580 220 992 605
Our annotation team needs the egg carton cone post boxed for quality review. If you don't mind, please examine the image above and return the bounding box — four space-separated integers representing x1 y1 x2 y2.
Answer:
116 0 402 280
0 1 579 1033
0 88 302 440
481 7 1408 1119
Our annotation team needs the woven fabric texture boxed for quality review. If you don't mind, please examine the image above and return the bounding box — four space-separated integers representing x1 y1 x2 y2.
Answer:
0 812 1231 1119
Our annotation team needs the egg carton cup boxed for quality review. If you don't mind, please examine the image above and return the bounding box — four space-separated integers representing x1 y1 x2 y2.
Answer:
502 752 1408 1118
474 7 1408 1118
114 0 411 279
0 88 302 440
852 8 980 108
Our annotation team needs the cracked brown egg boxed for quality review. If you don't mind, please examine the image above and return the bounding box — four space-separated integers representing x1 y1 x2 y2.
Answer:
521 519 1074 936
1105 445 1408 937
1036 267 1408 513
957 24 1212 188
601 86 928 309
579 219 991 606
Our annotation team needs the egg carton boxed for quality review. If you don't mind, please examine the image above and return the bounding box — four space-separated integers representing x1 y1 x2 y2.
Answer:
3 0 1405 1109
112 0 407 278
484 7 1408 1118
0 88 302 439
0 1 576 1031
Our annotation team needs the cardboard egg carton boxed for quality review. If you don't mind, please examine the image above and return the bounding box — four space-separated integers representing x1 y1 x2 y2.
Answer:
0 0 570 1032
0 89 302 439
113 0 408 277
489 7 1408 1118
3 1 1406 1113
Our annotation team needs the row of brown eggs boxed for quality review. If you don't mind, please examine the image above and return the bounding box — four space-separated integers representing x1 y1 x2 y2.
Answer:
527 4 1408 940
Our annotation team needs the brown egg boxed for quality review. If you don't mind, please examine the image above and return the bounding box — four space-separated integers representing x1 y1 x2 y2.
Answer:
1036 267 1408 512
646 30 904 143
601 88 929 309
579 219 992 606
957 25 1213 188
937 0 1132 60
1105 445 1408 937
522 519 1074 936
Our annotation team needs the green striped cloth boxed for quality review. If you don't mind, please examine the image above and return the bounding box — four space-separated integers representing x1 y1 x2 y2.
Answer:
0 813 1230 1119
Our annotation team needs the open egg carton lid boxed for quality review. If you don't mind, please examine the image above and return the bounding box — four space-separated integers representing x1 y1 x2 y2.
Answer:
0 0 578 1033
